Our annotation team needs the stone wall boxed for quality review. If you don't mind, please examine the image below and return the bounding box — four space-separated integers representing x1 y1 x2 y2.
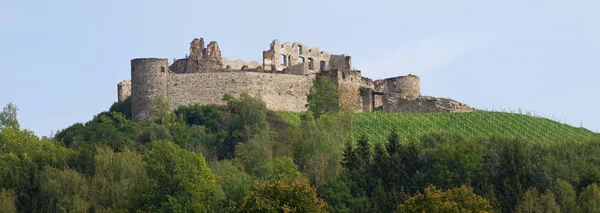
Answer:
329 55 352 70
375 75 420 97
166 72 314 113
262 39 351 74
117 80 131 102
169 38 223 73
320 70 364 112
222 57 261 70
383 95 474 113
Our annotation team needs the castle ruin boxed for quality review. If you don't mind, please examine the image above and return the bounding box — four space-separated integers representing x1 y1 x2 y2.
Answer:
117 38 473 121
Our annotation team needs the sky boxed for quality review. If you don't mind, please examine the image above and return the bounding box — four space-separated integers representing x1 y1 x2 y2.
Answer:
1 0 599 136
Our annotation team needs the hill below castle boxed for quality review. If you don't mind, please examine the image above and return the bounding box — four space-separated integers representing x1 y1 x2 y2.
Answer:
280 111 599 144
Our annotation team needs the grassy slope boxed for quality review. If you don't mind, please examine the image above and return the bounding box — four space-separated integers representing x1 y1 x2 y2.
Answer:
279 111 599 144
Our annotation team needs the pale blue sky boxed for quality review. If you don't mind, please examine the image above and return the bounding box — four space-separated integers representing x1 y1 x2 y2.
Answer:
1 0 599 135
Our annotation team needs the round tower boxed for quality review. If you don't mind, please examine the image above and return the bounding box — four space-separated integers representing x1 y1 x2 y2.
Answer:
386 74 420 97
131 58 169 121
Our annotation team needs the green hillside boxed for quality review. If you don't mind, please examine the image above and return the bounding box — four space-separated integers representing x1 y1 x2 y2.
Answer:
279 110 599 144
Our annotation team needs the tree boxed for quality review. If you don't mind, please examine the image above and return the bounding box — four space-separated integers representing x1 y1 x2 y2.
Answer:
140 141 220 212
221 93 269 159
293 111 349 185
269 157 302 184
0 188 16 213
515 188 560 213
234 130 274 179
235 178 328 213
578 183 600 213
151 97 173 125
482 136 532 213
39 166 90 212
211 160 253 210
553 179 581 213
109 96 132 120
306 76 341 118
89 147 148 212
0 103 19 130
419 132 484 188
398 185 492 213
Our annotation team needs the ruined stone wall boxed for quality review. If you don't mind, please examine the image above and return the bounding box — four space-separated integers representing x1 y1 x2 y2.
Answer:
329 55 352 70
383 95 474 113
222 57 262 70
358 77 374 112
169 59 187 73
131 58 169 121
375 75 420 97
166 72 314 113
169 38 223 73
117 80 131 102
262 40 351 74
320 70 364 112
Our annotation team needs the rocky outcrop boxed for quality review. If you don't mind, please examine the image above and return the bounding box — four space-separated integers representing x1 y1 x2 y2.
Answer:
383 95 474 113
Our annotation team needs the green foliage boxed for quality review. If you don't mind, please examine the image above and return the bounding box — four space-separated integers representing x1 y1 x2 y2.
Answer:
475 136 532 213
553 179 581 213
235 179 328 213
140 141 220 212
5 94 600 213
334 131 420 212
89 147 148 212
54 112 137 151
515 188 560 213
293 111 351 186
306 76 341 118
578 183 600 213
398 185 492 213
211 160 253 209
174 104 229 133
221 92 269 159
0 188 16 213
0 103 19 130
109 96 132 120
234 130 274 179
269 157 302 184
151 97 174 125
419 132 484 188
39 166 90 212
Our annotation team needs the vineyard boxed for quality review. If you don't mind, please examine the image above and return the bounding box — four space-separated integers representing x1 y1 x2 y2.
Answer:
279 110 600 144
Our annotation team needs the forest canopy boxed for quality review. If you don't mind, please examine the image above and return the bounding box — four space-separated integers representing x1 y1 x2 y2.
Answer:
1 94 599 212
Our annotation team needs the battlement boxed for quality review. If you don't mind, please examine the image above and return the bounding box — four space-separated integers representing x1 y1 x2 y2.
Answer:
117 37 471 121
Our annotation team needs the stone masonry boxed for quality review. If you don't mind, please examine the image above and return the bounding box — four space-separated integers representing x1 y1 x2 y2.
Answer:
117 80 131 102
118 38 474 121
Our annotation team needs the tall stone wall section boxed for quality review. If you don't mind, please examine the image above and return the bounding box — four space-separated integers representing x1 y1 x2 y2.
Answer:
166 72 314 113
321 70 364 112
131 58 169 121
117 80 131 102
376 75 420 97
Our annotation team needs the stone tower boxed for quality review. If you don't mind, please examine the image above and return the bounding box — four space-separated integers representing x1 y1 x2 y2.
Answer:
131 58 169 121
